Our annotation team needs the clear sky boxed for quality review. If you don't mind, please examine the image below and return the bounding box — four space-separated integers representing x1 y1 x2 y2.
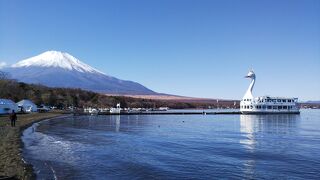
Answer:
0 0 319 100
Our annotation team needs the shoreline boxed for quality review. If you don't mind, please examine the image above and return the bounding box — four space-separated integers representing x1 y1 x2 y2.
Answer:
0 112 67 180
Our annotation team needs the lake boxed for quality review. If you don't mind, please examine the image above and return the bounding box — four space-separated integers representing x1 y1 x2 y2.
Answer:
22 109 320 179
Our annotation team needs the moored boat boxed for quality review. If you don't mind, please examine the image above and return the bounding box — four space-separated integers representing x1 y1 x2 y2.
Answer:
240 70 300 114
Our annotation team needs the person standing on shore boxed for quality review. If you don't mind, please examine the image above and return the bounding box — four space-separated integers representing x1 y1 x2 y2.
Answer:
9 110 17 127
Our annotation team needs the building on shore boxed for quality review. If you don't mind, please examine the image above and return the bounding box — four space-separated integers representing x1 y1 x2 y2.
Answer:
16 99 38 113
0 99 18 114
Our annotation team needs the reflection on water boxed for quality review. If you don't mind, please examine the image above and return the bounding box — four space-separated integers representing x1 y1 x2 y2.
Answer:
240 114 299 135
240 114 300 178
240 114 299 148
240 114 299 147
115 115 120 132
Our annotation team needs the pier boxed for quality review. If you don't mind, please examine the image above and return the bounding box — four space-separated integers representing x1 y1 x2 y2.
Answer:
73 111 242 116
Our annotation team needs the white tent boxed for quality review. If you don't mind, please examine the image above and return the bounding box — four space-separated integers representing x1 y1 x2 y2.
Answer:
0 99 18 114
16 99 38 113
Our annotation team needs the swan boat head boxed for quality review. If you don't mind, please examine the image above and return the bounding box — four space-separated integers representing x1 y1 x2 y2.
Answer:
245 70 255 79
242 70 256 100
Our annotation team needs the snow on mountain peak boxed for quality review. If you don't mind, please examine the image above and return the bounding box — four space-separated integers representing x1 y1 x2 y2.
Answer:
12 50 106 75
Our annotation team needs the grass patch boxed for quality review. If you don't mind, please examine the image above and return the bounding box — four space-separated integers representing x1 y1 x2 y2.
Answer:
0 111 65 179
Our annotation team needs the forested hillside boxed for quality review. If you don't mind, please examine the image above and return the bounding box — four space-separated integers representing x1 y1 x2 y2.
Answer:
0 71 203 109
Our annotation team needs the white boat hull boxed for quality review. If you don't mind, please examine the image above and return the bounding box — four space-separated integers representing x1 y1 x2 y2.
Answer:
241 110 300 114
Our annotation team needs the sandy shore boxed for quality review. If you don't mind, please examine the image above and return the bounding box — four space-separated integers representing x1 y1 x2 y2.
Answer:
0 112 66 180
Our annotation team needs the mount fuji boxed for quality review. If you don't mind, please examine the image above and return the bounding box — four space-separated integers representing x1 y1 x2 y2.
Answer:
4 51 156 95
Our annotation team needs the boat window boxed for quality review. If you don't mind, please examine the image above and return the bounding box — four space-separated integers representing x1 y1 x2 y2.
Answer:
282 100 286 102
278 106 283 109
273 106 277 109
277 99 281 102
267 106 272 109
250 105 253 109
288 100 291 102
283 106 287 109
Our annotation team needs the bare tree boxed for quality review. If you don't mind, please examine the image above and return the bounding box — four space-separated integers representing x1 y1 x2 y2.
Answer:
0 70 9 80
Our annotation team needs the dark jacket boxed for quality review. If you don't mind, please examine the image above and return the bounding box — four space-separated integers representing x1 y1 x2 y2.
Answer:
9 112 17 121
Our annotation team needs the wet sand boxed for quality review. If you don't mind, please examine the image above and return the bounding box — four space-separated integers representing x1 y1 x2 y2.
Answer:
0 112 65 180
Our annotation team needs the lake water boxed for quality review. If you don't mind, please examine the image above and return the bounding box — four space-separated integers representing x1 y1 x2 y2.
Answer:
22 110 320 179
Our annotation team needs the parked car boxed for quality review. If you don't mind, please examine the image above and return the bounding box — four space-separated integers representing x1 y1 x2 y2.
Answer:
38 105 50 112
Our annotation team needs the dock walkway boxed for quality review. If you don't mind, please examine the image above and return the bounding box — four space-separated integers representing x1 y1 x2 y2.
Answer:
74 111 241 116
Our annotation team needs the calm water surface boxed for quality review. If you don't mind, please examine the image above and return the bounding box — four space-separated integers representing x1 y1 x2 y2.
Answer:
22 110 320 179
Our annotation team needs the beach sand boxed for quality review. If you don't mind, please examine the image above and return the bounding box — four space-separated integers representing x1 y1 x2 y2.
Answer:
0 112 65 180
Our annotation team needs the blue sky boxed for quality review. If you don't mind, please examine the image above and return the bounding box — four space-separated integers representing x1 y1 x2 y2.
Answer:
0 0 319 100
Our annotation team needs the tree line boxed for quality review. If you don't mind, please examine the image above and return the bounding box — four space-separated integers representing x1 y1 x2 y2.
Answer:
0 71 239 109
0 71 203 109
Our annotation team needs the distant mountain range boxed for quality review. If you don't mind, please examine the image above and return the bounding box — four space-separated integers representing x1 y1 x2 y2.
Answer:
304 101 320 104
4 51 156 95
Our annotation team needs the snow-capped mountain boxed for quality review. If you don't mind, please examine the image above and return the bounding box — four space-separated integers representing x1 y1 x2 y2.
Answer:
12 51 106 74
5 51 156 95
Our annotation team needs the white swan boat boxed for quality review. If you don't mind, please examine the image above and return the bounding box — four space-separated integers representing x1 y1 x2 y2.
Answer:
240 70 300 114
110 103 121 114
